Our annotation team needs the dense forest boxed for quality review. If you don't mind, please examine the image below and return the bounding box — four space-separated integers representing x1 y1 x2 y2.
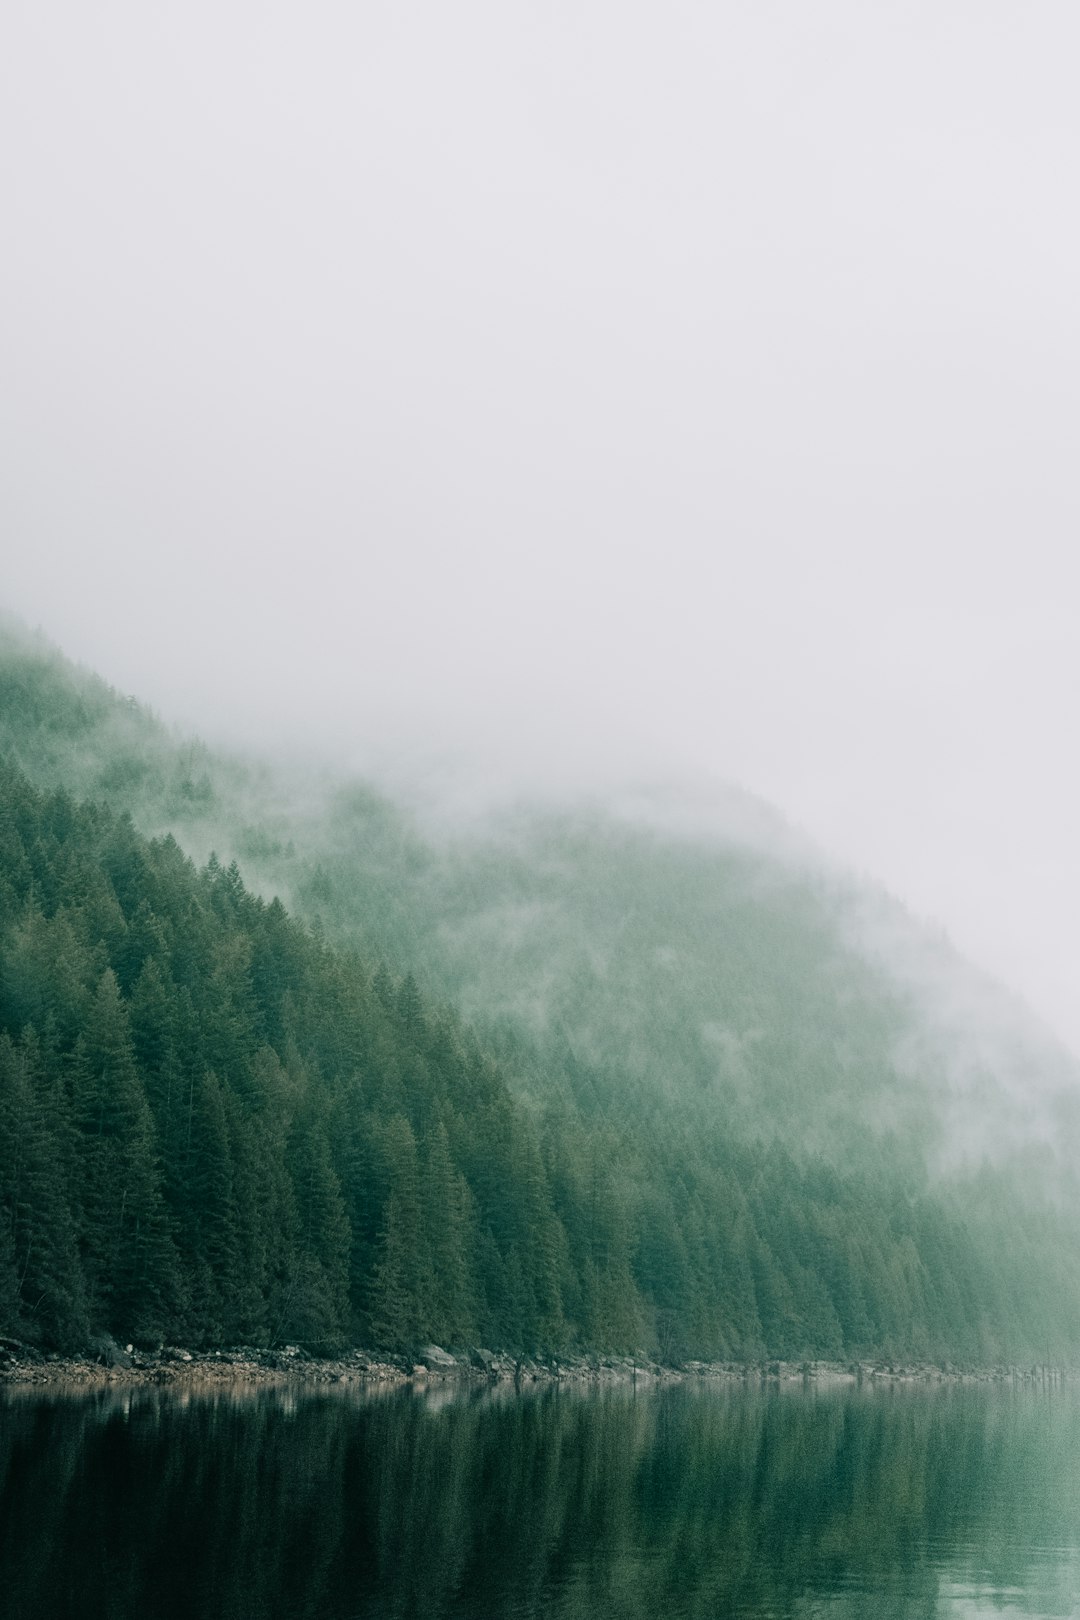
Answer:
5 615 1077 1183
3 618 1080 1362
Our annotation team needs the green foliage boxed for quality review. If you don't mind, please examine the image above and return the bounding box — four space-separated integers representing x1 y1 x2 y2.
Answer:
1 756 1079 1359
4 620 1080 1362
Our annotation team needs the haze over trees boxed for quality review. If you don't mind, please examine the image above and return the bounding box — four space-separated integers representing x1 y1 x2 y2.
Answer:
2 617 1080 1362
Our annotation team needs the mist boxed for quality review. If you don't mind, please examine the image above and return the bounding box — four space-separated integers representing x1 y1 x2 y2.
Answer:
3 2 1080 1048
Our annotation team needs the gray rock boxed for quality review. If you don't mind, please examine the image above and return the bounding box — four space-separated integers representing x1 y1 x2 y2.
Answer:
419 1344 456 1370
90 1334 132 1368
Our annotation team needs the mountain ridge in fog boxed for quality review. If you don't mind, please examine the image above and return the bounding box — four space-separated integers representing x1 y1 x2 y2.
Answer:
2 612 1077 1191
5 612 1080 1363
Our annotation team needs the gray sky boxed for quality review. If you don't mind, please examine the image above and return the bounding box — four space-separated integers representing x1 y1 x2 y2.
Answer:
4 2 1080 1048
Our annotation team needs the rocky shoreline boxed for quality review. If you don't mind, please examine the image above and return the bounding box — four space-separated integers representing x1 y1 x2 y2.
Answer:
0 1335 1071 1393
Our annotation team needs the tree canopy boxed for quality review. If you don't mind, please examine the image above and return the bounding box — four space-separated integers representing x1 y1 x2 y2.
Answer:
2 757 1079 1361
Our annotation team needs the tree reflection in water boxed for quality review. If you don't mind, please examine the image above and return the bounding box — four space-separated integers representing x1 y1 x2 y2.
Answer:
1 1380 1078 1619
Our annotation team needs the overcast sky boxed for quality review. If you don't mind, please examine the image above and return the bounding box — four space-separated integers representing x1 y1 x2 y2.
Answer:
3 2 1080 1047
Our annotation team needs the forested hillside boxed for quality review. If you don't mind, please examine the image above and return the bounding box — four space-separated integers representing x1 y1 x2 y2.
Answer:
4 617 1078 1179
5 760 1080 1360
3 618 1080 1363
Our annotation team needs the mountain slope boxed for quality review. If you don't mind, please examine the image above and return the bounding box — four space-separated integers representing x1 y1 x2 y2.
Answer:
3 617 1080 1361
5 616 1076 1183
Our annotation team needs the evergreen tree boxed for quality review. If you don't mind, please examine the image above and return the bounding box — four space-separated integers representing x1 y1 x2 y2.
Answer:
69 970 178 1337
0 1031 86 1345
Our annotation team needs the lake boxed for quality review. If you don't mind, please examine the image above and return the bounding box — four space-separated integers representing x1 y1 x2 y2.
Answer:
2 1377 1079 1618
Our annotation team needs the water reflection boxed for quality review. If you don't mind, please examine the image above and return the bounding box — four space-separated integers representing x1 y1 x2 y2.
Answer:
2 1380 1079 1619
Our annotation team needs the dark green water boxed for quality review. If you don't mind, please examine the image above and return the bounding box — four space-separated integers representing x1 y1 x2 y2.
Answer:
2 1379 1079 1619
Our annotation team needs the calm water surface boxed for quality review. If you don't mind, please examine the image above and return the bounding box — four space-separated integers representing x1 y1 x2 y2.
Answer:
2 1378 1079 1619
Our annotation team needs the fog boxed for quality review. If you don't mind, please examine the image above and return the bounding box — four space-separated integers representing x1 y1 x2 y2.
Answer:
3 2 1080 1048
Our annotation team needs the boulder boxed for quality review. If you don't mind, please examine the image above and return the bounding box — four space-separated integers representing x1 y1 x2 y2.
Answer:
89 1334 132 1368
419 1344 456 1370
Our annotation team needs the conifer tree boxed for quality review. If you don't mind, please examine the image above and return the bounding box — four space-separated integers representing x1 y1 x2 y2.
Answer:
0 1031 86 1345
69 970 178 1336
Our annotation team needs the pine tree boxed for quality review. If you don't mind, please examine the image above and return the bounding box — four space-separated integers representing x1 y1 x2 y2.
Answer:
69 970 179 1337
421 1120 476 1345
367 1117 430 1348
287 1118 351 1344
0 1031 87 1346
